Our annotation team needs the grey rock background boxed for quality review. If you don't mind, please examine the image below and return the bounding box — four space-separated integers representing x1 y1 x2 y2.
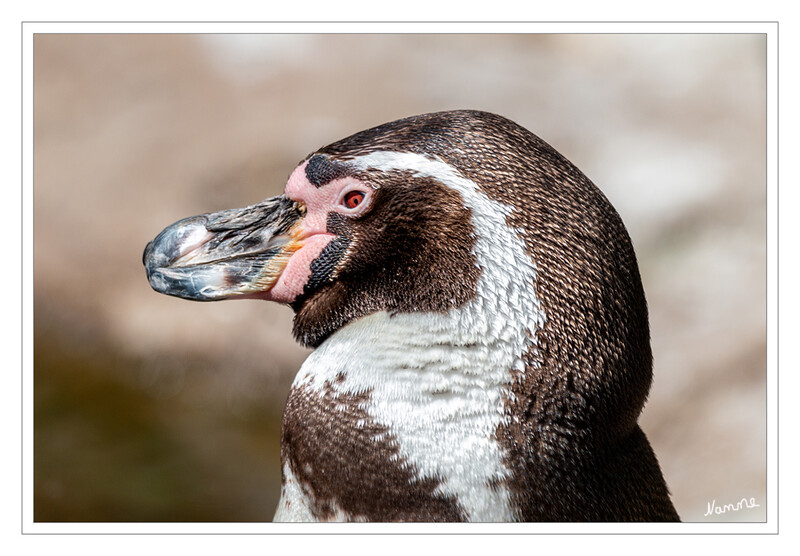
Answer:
33 33 766 522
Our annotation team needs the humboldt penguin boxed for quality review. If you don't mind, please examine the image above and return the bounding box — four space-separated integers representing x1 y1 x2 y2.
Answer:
143 110 680 522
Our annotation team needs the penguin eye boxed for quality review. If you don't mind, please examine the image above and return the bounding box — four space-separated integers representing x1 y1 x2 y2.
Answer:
343 191 365 210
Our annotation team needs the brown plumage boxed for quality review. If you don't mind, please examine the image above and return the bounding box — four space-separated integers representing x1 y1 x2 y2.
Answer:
145 110 679 521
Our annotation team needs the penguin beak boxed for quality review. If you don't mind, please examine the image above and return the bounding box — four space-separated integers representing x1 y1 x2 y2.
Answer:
143 195 306 301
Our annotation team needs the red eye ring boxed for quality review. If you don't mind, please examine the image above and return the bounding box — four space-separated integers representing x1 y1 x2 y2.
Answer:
343 190 365 209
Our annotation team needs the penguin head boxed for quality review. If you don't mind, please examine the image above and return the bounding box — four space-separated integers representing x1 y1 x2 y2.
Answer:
144 110 652 433
278 150 487 348
145 111 510 347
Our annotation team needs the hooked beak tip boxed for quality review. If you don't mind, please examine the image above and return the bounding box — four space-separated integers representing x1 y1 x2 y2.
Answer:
142 241 153 268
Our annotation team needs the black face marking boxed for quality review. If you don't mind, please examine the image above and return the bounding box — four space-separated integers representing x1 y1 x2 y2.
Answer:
305 154 351 187
304 236 350 295
294 212 354 306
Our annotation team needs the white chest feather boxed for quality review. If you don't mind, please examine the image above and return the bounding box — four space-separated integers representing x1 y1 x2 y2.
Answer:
275 152 546 522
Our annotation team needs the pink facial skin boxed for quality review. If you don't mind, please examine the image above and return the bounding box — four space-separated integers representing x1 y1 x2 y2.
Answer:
259 159 375 304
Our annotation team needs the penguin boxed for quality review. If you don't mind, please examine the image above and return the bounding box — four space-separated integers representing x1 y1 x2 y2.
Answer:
143 110 680 522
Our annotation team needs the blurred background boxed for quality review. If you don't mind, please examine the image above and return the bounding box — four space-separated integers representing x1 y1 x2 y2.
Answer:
33 33 766 523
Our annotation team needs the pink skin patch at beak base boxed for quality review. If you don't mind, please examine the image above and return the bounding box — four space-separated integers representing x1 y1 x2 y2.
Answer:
259 159 372 304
